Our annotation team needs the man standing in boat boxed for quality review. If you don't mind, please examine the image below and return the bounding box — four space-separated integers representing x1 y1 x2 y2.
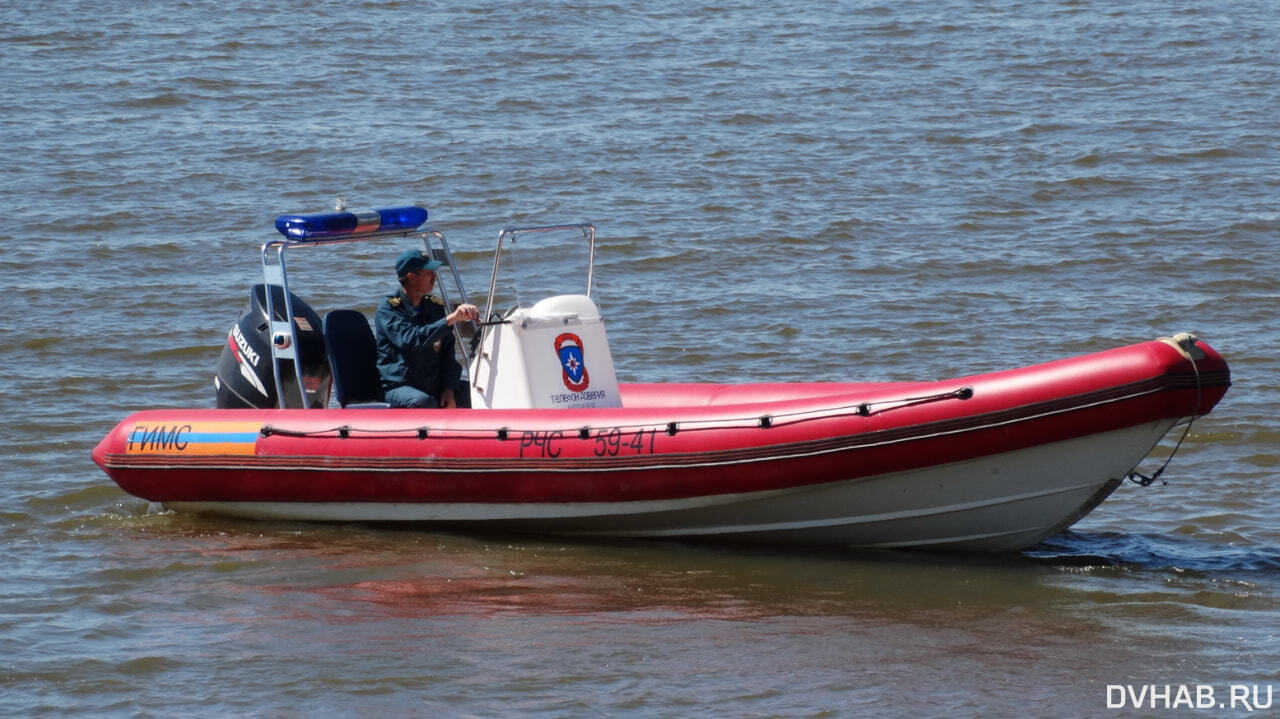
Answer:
374 249 480 408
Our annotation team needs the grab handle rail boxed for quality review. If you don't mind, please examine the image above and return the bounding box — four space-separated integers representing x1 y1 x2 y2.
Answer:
480 223 596 326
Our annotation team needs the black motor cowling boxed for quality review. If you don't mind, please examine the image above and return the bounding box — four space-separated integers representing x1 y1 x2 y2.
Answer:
214 284 331 409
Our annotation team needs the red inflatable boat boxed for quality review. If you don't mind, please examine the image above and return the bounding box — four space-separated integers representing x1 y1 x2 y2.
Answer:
92 207 1231 551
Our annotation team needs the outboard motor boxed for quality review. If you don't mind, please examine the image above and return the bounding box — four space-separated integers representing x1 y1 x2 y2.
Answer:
214 284 331 409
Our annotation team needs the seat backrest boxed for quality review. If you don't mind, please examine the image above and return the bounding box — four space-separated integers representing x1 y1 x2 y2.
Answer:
323 309 387 408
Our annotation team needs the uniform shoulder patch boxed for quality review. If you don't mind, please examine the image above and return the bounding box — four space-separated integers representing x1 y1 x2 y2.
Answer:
388 296 402 308
428 295 444 306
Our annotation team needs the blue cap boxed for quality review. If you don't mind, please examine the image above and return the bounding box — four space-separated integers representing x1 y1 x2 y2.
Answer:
395 249 442 276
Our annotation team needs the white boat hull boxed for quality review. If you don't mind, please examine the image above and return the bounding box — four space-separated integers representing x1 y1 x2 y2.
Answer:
165 419 1175 551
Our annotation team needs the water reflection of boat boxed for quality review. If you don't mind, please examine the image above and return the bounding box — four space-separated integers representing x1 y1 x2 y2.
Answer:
92 205 1231 551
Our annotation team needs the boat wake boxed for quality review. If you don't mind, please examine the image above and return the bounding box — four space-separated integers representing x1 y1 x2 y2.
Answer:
1025 530 1280 573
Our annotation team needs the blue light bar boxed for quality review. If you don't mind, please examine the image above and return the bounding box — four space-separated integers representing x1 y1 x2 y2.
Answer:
273 206 428 240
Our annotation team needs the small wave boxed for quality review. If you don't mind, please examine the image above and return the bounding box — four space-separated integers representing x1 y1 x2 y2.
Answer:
1061 175 1139 189
1015 121 1079 136
1150 147 1241 164
496 98 550 112
1226 218 1280 234
1069 151 1103 167
717 112 779 126
110 92 189 109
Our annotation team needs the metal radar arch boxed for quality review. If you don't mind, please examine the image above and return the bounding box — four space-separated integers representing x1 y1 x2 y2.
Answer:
259 203 473 409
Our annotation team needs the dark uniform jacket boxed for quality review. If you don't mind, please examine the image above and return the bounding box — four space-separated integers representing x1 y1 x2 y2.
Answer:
374 289 462 398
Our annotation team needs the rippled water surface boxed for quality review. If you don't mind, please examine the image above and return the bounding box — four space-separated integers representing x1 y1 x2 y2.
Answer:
3 0 1278 716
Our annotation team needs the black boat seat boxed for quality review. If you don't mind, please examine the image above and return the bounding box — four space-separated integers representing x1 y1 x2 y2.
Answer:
323 309 390 408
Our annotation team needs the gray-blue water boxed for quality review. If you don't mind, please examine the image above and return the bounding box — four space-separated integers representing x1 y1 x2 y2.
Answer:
3 1 1277 715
